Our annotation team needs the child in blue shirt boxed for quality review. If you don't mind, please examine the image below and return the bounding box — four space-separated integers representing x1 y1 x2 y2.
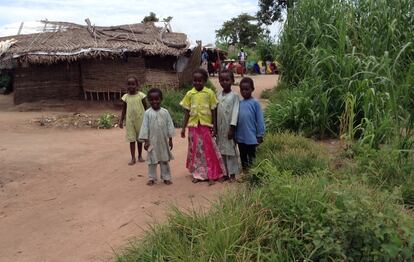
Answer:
235 77 265 170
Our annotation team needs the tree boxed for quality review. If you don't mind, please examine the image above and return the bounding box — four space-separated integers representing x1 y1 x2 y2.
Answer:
257 0 296 25
216 13 266 47
142 12 159 23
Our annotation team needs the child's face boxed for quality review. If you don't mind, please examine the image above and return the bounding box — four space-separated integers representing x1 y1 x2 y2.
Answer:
240 82 253 99
219 73 232 92
127 78 138 94
193 73 205 91
148 92 161 110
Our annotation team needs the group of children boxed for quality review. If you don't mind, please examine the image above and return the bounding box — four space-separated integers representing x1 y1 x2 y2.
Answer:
119 68 265 186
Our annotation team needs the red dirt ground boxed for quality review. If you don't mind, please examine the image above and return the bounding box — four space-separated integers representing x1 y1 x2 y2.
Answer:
0 74 278 262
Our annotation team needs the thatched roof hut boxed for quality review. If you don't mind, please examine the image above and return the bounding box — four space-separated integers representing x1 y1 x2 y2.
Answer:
0 20 197 104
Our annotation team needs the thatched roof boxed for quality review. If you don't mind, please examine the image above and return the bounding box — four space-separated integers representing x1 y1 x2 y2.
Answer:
0 20 189 65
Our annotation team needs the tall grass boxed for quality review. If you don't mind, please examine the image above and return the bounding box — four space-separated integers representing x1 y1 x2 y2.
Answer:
268 0 414 147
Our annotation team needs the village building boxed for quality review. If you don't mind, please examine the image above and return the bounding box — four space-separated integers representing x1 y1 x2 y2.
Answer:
0 20 200 104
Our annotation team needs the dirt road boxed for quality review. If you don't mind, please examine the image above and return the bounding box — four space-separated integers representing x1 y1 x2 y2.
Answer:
0 74 278 262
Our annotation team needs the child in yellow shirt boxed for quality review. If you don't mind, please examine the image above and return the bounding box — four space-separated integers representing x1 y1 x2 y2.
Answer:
180 69 225 185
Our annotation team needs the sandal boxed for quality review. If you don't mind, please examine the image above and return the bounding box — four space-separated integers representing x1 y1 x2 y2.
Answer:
146 180 155 186
164 180 172 185
138 157 145 163
192 178 200 183
208 180 215 186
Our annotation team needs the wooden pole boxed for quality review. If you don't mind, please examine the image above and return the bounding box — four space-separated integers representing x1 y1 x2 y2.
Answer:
17 22 24 35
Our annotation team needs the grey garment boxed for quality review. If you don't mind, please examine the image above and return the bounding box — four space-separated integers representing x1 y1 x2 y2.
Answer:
139 107 175 164
222 154 240 176
148 162 171 181
217 91 240 156
175 56 189 72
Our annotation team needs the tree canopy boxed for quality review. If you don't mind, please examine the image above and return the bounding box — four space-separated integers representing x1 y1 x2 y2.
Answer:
142 12 159 23
257 0 295 25
215 13 266 47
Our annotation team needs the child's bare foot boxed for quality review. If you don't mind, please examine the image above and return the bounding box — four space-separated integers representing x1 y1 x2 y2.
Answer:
164 180 172 185
128 158 136 165
192 178 200 183
208 180 215 186
138 156 145 162
146 180 155 186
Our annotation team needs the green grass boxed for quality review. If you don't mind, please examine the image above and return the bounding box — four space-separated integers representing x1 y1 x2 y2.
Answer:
116 133 414 261
250 133 328 185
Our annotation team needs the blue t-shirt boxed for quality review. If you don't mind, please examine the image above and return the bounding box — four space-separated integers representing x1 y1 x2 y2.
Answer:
235 98 265 145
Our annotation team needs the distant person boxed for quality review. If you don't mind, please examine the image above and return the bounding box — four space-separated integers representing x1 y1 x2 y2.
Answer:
139 88 175 186
227 61 235 71
238 48 248 77
253 62 260 74
180 68 225 185
217 69 240 182
201 48 209 71
270 62 276 74
236 77 265 171
118 76 148 165
260 62 266 74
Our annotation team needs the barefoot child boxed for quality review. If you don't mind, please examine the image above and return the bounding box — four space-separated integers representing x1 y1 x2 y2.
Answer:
139 88 175 186
118 76 148 165
180 68 225 185
235 77 265 171
217 69 240 182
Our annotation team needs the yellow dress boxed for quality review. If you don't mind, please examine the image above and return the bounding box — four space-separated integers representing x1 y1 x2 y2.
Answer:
122 92 146 142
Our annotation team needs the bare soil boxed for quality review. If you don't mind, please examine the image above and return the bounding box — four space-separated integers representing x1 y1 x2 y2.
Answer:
0 74 278 262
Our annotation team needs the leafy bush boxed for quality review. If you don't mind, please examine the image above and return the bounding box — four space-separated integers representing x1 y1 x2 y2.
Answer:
161 89 187 128
97 113 115 129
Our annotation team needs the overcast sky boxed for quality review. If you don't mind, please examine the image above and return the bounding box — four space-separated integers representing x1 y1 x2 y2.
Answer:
0 0 283 44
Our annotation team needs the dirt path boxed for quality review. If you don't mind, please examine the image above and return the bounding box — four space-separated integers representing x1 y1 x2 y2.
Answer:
0 74 278 262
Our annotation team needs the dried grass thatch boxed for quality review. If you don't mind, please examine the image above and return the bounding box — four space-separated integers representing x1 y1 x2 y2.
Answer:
0 20 189 65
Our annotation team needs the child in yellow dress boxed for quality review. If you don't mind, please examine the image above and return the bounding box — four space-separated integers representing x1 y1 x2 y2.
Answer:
118 76 148 165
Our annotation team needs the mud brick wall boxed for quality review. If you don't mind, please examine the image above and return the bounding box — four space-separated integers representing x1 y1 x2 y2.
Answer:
144 69 179 89
14 63 81 104
81 57 146 92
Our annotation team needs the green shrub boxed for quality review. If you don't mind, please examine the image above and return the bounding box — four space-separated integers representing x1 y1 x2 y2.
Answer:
97 113 115 129
257 170 414 261
161 89 187 128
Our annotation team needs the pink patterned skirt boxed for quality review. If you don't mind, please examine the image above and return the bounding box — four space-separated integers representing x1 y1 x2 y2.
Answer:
186 125 225 180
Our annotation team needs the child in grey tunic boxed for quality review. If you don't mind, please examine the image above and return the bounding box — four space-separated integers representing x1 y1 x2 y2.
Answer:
217 69 240 181
139 88 175 186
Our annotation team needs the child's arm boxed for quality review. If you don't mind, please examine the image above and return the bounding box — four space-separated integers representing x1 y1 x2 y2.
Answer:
142 98 148 110
181 109 190 138
169 137 173 150
228 96 240 140
255 101 265 144
138 112 150 150
119 102 127 128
